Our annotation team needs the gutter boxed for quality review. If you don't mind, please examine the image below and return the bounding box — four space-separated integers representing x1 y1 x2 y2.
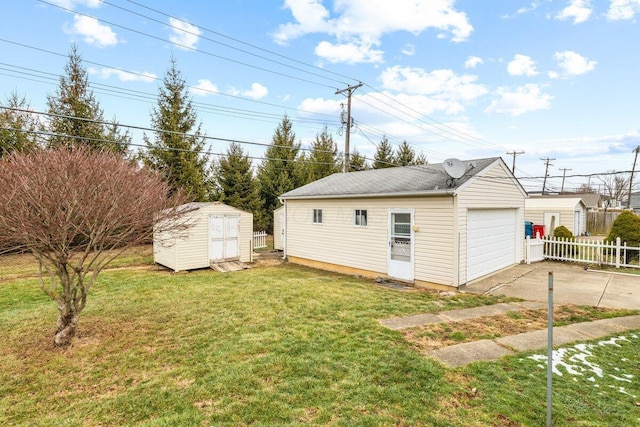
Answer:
280 188 457 201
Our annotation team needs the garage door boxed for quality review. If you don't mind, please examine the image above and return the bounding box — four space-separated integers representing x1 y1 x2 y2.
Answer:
467 209 516 282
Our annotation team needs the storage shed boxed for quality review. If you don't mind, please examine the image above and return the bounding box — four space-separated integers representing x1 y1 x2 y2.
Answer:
153 202 253 272
525 197 587 237
279 157 527 290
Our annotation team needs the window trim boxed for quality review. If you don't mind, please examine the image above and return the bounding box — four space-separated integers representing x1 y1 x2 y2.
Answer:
312 208 323 224
354 209 368 227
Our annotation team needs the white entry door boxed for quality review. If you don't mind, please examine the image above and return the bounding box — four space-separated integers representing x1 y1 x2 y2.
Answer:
388 210 414 281
573 210 581 236
209 215 240 262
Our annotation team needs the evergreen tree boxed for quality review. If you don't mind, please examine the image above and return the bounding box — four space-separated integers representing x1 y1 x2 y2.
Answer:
46 45 127 154
349 148 368 171
415 151 428 165
306 126 340 182
0 91 42 157
213 143 266 230
372 136 395 169
257 115 301 231
396 140 415 166
141 58 208 201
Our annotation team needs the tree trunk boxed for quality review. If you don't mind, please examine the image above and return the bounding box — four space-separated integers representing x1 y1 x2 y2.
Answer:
54 310 79 347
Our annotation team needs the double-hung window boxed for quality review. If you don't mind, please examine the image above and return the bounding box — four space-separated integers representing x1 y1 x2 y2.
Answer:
354 209 368 226
312 208 323 224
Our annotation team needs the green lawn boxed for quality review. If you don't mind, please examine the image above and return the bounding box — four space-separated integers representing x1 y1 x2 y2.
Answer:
1 261 638 426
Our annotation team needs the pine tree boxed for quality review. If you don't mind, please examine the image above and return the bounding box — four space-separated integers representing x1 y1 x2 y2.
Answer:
306 126 340 182
257 115 301 231
213 143 266 230
349 148 368 171
46 45 127 154
372 136 395 169
0 91 42 157
396 140 415 166
141 58 208 201
415 152 428 165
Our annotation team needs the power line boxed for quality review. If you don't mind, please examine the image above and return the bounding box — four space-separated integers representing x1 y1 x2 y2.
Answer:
506 150 525 174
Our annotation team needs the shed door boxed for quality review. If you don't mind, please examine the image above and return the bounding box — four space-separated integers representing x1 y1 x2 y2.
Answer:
388 210 414 281
209 214 240 262
573 210 581 236
467 209 516 282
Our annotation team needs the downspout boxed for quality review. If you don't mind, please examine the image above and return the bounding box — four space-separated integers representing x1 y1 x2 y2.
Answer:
281 198 287 260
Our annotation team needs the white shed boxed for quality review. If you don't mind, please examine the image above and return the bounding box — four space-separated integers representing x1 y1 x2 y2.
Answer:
525 197 587 237
153 202 253 272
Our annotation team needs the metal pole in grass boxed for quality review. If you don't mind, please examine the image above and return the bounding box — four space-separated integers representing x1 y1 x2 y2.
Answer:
547 271 554 427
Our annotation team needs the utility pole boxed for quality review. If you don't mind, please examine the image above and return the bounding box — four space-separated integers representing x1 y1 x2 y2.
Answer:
627 145 640 208
559 168 571 195
540 157 555 196
335 82 362 173
506 150 525 174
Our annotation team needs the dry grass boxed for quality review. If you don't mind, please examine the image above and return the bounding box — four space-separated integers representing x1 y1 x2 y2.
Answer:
402 305 638 352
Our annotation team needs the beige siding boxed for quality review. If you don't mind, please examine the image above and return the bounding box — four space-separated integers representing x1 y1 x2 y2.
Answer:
284 196 456 286
524 198 586 236
153 203 253 271
273 206 284 250
456 161 526 284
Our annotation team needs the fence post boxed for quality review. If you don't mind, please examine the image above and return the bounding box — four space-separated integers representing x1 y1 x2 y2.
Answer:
616 237 621 269
526 235 531 264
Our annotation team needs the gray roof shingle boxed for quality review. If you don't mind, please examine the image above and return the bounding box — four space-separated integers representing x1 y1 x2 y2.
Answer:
280 157 501 199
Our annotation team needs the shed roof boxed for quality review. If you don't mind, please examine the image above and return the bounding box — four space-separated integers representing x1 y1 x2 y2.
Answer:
525 197 586 210
530 193 600 209
280 157 512 199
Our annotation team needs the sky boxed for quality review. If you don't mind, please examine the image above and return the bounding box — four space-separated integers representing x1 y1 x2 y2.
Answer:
1 0 639 193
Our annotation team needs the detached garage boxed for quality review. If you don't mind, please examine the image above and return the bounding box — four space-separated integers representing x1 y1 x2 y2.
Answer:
153 202 253 272
279 157 527 290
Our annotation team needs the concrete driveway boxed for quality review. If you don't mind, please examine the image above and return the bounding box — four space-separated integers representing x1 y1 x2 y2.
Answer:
462 261 640 310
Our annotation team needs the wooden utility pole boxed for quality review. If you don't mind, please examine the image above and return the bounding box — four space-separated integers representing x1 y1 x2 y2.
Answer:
336 82 362 173
559 168 571 195
627 145 640 208
541 157 555 196
506 150 525 174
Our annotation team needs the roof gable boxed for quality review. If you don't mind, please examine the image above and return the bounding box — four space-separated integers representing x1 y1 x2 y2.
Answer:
280 157 506 199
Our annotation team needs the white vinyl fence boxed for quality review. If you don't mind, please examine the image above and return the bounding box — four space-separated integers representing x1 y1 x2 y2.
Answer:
253 231 267 250
525 236 640 269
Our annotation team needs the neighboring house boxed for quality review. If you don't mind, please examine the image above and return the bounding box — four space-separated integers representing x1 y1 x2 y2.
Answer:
630 192 640 210
525 196 587 237
153 202 253 272
278 157 527 290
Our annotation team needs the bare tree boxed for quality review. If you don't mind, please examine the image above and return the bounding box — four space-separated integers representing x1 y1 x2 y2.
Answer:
599 171 630 206
0 147 189 346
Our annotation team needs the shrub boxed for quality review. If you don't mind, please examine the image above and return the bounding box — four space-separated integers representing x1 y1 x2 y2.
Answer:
606 211 640 264
553 225 574 240
553 225 576 257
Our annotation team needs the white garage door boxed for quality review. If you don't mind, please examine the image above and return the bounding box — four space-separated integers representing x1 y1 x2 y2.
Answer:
467 209 516 282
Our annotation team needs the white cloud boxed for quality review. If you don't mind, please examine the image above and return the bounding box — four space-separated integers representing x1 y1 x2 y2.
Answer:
555 0 593 24
464 56 483 69
315 39 384 64
64 14 118 47
507 54 538 76
607 0 640 20
168 17 201 50
242 83 268 99
552 51 596 77
48 0 103 8
273 0 473 64
89 67 156 82
485 84 553 116
401 43 416 56
190 79 219 97
378 66 487 114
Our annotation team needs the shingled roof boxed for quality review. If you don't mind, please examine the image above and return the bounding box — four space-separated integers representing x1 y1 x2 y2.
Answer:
280 157 502 199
